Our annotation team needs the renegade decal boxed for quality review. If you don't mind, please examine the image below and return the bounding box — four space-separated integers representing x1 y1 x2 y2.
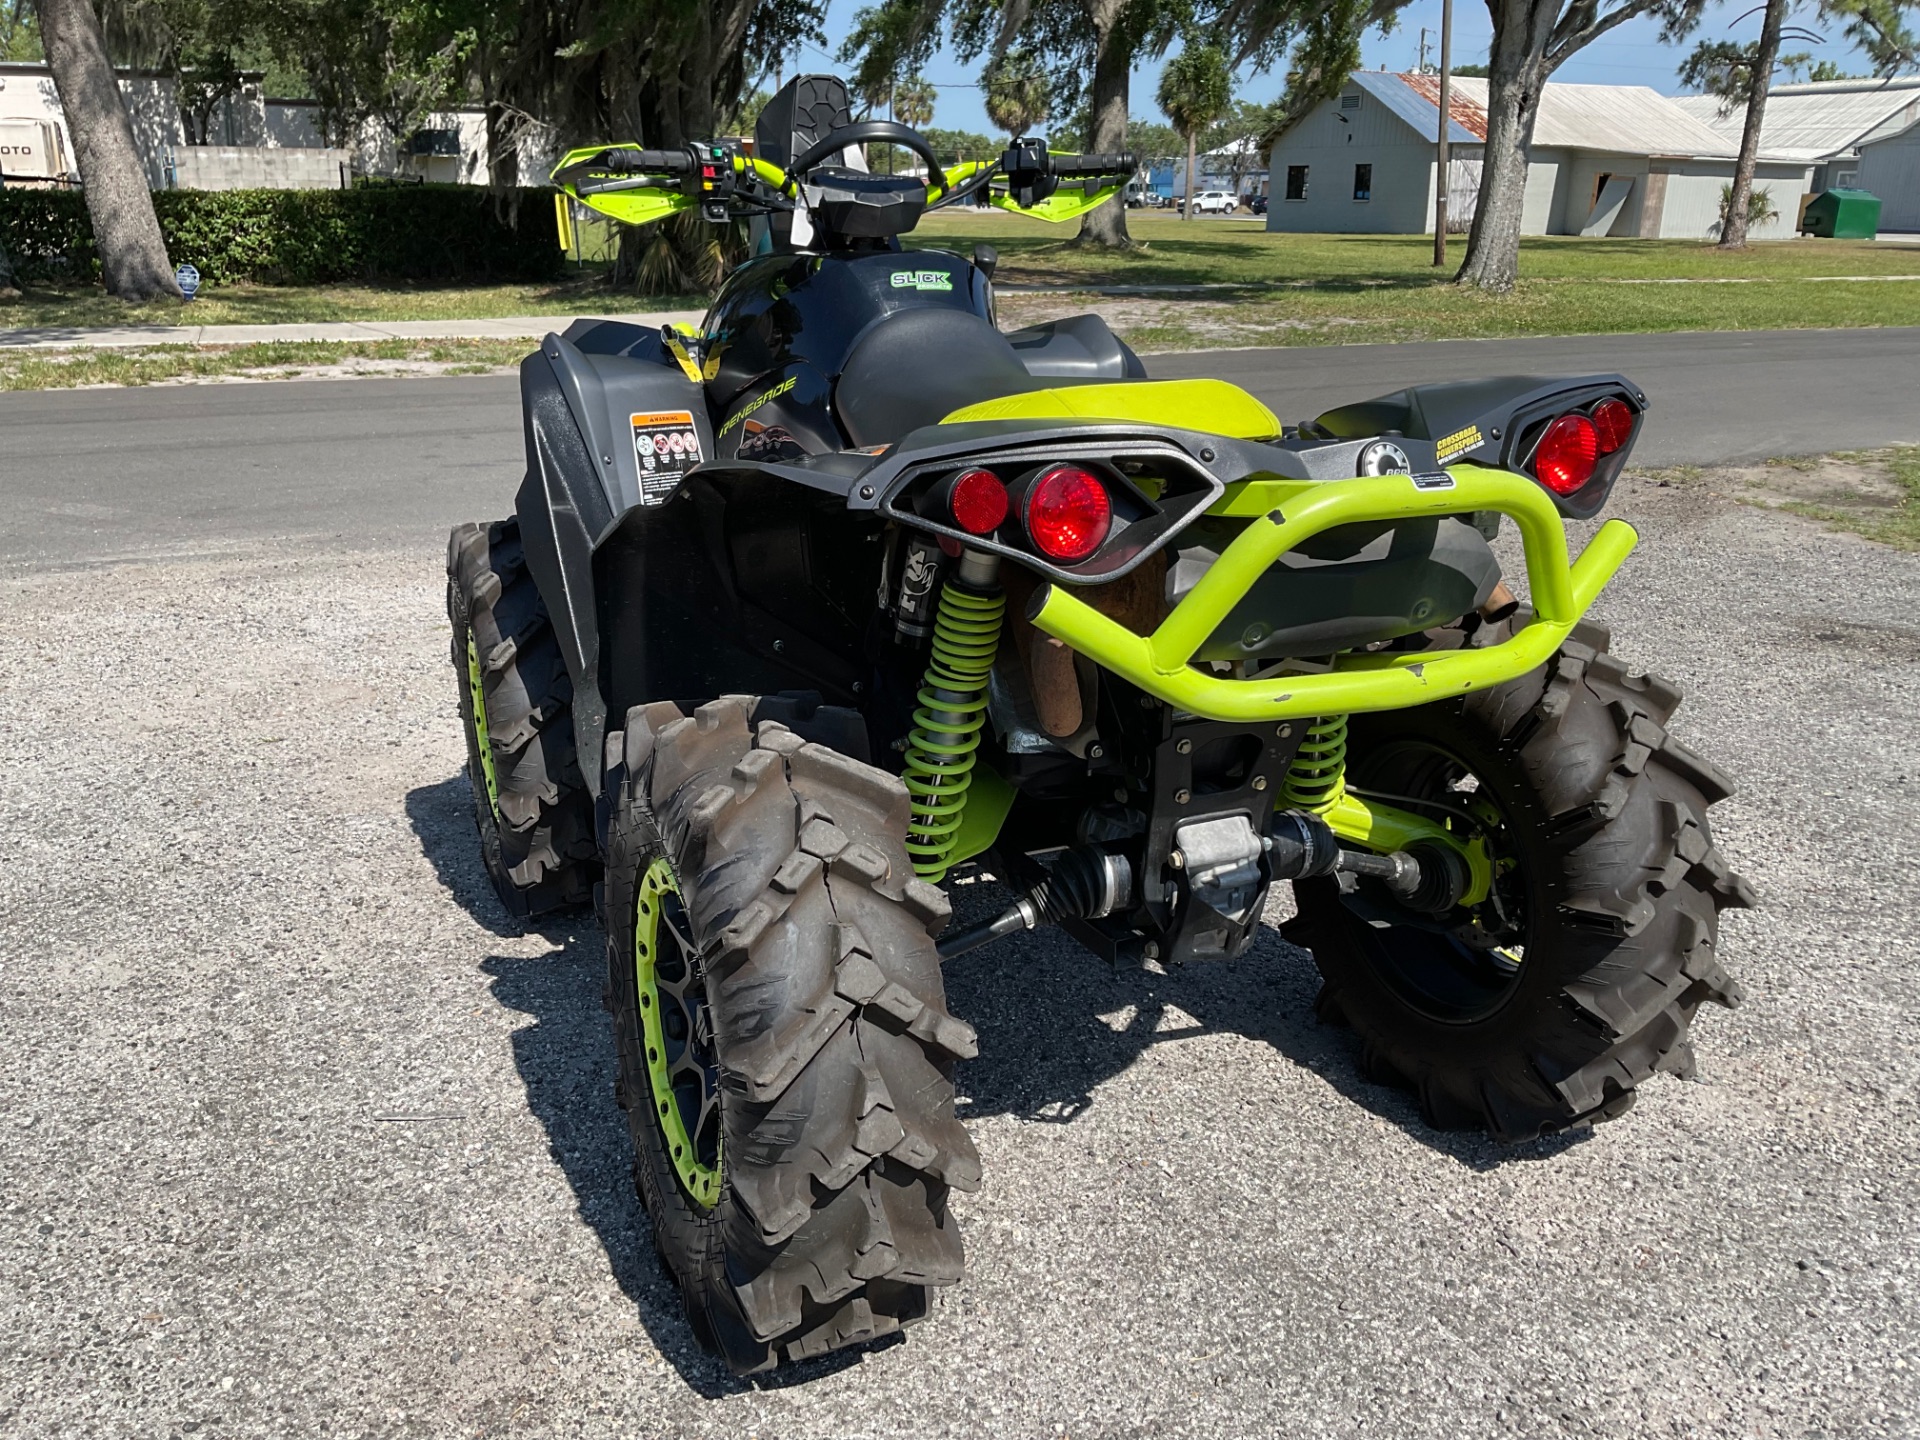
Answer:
717 375 798 438
631 410 703 504
890 270 954 292
1433 424 1485 463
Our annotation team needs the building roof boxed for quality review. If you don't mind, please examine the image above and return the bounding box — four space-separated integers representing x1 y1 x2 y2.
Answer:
1344 70 1784 160
1673 77 1920 160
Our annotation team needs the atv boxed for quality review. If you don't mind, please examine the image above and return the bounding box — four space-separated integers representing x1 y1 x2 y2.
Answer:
446 75 1752 1373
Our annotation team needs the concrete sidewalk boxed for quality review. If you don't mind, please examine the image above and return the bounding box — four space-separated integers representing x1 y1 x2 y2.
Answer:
0 311 707 350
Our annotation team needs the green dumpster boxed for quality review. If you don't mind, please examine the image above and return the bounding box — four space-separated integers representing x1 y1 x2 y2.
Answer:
1801 188 1882 239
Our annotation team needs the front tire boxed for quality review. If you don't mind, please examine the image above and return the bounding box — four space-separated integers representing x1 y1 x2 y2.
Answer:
447 518 596 917
604 696 982 1373
1284 636 1754 1142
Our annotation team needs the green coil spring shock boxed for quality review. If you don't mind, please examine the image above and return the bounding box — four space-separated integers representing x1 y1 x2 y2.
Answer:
902 577 1005 881
1279 715 1350 813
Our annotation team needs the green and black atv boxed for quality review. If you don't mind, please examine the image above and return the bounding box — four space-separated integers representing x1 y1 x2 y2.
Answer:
446 75 1753 1372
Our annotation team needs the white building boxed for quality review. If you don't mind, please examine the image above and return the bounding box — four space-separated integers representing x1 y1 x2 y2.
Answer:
1267 70 1813 240
0 60 551 190
1676 78 1920 231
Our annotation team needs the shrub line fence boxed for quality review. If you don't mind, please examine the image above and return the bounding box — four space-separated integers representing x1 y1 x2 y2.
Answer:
0 184 566 288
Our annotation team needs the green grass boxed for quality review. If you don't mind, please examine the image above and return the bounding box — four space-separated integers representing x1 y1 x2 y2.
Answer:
915 213 1920 350
0 338 528 390
5 213 1919 353
0 273 703 330
910 211 1920 285
1771 447 1920 551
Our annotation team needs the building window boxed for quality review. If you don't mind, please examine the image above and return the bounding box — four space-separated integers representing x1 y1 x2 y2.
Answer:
1353 164 1372 201
1340 93 1362 110
1285 165 1309 201
1837 169 1858 187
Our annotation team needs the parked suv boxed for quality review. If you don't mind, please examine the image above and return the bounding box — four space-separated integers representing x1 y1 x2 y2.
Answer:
1187 189 1238 214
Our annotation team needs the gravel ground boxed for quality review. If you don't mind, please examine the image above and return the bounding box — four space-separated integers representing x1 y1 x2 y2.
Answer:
1 473 1916 1439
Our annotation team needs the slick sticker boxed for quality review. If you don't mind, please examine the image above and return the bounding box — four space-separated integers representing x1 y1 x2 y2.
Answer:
890 269 954 292
631 410 703 504
717 375 798 438
1433 424 1485 463
1410 471 1457 490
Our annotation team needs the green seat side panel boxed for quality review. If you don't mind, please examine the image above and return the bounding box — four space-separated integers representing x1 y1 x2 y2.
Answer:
942 378 1282 440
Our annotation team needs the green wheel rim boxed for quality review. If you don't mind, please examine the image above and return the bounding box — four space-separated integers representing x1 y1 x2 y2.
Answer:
465 629 501 816
634 856 723 1208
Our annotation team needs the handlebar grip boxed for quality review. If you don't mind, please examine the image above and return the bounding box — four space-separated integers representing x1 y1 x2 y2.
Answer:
602 147 691 174
1050 152 1135 178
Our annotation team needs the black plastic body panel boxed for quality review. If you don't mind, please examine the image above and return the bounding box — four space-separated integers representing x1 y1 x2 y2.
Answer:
1004 314 1150 381
1314 371 1648 517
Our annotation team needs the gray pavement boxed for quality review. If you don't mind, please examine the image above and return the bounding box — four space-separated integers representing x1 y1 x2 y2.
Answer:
1 340 1917 1437
4 327 1918 572
0 310 705 350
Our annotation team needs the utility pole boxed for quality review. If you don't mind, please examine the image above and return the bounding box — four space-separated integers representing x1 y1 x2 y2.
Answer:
1418 28 1432 73
1432 0 1452 267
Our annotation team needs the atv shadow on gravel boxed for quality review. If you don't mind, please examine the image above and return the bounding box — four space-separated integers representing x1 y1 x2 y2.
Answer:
412 772 1587 1386
937 874 1591 1174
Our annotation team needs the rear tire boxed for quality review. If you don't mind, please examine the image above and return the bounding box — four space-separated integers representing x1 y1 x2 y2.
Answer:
447 518 596 917
1284 635 1754 1142
604 695 981 1373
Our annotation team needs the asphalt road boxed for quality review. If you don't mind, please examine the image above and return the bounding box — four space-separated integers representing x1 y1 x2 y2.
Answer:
2 339 1917 1437
2 326 1918 569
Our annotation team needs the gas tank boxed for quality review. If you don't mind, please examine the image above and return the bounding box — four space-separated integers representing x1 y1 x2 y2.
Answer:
701 248 994 461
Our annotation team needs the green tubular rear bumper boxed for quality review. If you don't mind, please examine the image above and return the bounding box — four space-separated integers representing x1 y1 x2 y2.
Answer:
1027 464 1638 723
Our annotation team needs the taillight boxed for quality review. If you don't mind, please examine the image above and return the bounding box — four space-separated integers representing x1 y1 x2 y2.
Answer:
949 468 1009 534
1023 466 1111 561
1591 398 1634 455
1534 415 1599 495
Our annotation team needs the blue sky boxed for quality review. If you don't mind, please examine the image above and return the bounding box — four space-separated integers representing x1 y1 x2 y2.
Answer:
806 0 1880 135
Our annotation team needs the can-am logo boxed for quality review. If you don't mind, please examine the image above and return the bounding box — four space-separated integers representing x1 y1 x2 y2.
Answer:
890 270 952 292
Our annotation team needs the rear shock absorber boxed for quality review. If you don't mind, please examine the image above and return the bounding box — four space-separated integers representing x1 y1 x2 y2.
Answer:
1279 714 1349 813
901 551 1004 881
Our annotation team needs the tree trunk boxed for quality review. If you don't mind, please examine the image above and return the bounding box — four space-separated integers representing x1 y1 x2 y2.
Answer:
1720 0 1786 249
1074 0 1133 248
1454 6 1550 293
38 0 180 301
484 100 520 188
0 240 18 297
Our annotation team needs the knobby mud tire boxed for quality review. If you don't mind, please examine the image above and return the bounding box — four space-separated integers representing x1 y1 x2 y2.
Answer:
603 695 982 1373
447 517 597 916
1284 633 1755 1142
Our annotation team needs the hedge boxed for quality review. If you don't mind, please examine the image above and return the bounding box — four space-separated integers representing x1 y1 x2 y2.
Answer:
0 183 566 288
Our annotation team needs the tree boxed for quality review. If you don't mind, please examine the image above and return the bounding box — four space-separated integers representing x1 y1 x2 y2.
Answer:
982 47 1050 137
1679 0 1918 248
38 0 182 300
1157 33 1233 218
1678 0 1817 248
2 0 42 59
841 0 1182 248
1454 0 1692 293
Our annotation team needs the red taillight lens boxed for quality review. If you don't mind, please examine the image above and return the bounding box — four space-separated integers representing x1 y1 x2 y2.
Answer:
1591 398 1634 455
1533 415 1599 495
949 468 1009 534
1024 466 1111 561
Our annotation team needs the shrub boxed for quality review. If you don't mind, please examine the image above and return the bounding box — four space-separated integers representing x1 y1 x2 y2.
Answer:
0 183 566 288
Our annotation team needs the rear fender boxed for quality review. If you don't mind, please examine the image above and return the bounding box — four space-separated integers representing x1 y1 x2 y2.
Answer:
513 331 715 795
1313 372 1649 519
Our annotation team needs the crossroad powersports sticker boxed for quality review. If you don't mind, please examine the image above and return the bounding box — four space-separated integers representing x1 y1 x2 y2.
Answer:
631 411 703 504
1433 424 1486 464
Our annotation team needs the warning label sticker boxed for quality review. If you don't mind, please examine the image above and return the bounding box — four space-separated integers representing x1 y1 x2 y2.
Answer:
631 411 703 504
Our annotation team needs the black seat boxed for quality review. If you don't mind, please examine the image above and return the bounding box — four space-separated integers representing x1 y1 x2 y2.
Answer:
835 309 1039 448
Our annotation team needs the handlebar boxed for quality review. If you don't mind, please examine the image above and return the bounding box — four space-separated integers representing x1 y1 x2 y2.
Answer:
1052 153 1135 178
785 121 949 194
598 147 693 175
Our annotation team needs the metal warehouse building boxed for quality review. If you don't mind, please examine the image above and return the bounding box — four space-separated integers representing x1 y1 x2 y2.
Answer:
1677 78 1920 232
1267 70 1813 240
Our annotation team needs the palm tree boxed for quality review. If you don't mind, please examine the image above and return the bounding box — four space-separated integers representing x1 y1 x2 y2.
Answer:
894 72 937 129
1156 35 1232 221
983 50 1051 139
